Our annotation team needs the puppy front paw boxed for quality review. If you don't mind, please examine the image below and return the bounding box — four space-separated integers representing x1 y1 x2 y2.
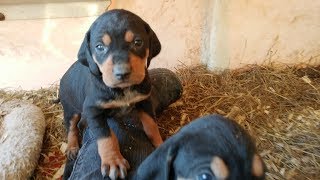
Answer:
66 146 80 160
97 131 130 179
101 155 130 180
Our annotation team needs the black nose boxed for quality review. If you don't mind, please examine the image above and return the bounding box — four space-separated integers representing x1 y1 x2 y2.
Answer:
114 64 131 80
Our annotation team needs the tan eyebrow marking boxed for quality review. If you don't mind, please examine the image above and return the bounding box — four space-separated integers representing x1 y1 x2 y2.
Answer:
102 33 111 45
124 30 134 42
210 156 229 180
252 154 264 177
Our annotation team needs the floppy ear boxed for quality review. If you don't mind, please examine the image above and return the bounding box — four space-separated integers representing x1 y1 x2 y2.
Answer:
134 144 177 180
77 30 101 76
145 23 161 67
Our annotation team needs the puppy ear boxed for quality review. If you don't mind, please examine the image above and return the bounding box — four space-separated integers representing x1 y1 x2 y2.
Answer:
134 144 177 180
145 23 161 67
77 30 101 76
77 31 90 66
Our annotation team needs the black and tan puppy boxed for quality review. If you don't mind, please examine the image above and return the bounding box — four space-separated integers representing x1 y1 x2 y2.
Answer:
134 114 267 180
59 9 162 180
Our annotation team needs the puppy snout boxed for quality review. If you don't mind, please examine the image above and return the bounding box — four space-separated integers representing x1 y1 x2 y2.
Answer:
114 64 131 80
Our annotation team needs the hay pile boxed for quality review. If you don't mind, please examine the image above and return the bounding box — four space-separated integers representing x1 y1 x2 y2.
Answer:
159 64 320 180
0 64 319 179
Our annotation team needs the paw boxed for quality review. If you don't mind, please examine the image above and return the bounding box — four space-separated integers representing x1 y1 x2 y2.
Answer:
66 146 80 160
100 156 130 180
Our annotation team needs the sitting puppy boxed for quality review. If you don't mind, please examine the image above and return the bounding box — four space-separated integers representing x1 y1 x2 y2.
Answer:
59 9 162 180
134 114 267 180
63 68 184 180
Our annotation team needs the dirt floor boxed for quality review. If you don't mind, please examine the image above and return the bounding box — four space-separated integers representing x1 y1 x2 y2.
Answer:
0 64 319 180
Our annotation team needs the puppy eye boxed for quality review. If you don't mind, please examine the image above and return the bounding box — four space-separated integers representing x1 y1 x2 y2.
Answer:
197 173 213 180
95 44 107 53
134 39 143 48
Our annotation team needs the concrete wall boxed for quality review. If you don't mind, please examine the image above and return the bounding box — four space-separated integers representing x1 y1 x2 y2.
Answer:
0 16 96 89
111 0 320 70
109 0 209 69
0 0 319 89
204 0 320 70
0 1 104 89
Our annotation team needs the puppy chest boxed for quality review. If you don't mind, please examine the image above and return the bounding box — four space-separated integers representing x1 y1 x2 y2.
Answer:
98 89 150 110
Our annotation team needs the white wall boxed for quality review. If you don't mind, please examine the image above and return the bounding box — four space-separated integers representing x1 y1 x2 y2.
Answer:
0 17 96 89
204 0 320 70
0 0 319 89
0 1 103 89
111 0 320 70
109 0 209 70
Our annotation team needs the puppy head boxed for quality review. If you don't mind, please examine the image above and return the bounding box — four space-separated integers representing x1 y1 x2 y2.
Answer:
135 115 267 180
78 9 161 88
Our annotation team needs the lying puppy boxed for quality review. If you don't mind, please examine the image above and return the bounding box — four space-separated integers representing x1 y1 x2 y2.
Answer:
59 9 162 180
134 114 267 180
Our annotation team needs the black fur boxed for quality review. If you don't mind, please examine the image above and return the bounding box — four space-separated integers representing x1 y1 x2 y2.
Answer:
134 114 266 180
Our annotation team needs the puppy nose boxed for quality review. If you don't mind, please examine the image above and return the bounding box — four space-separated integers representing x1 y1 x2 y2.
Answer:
114 64 131 80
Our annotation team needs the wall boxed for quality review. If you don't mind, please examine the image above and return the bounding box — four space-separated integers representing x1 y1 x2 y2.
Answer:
110 0 320 70
0 1 104 89
109 0 209 70
0 0 319 89
0 17 96 89
203 0 320 70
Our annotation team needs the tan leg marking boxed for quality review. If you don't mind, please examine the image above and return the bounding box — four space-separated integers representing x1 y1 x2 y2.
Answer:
98 130 130 180
66 114 81 160
139 111 163 147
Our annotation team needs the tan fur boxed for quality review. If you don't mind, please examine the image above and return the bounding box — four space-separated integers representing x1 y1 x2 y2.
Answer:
99 90 151 109
93 55 114 87
97 130 130 175
97 131 121 160
66 114 81 157
102 34 112 46
129 49 148 84
177 177 192 180
94 50 149 88
252 154 264 177
124 30 134 42
139 111 163 147
210 156 229 180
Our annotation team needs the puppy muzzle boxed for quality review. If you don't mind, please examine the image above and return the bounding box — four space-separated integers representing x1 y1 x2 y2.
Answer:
113 63 131 81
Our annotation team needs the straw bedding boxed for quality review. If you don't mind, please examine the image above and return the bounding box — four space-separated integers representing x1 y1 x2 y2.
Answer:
0 64 319 180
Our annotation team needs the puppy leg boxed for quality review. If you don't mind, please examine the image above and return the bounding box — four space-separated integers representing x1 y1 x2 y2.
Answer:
98 130 130 180
66 114 81 160
139 111 163 147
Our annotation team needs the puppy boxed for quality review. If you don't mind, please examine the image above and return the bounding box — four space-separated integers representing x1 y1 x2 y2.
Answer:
134 114 267 180
59 9 162 180
62 68 184 180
